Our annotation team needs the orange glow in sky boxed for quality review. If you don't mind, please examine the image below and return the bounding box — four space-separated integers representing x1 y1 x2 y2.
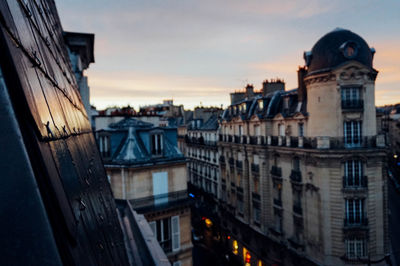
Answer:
55 0 400 109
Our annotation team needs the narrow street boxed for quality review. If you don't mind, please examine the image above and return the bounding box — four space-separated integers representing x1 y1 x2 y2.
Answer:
191 202 243 266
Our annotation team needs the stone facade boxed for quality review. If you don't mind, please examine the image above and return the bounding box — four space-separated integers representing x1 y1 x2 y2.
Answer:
97 118 193 266
186 29 388 266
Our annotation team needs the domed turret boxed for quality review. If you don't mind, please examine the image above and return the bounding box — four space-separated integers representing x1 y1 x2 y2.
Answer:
305 28 374 74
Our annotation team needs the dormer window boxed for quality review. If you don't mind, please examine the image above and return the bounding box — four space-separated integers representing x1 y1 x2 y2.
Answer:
151 133 163 156
298 123 304 137
283 97 289 110
258 100 264 110
241 103 247 112
98 134 110 158
278 124 285 136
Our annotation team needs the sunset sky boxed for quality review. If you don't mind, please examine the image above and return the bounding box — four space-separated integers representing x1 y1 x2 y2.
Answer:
55 0 400 110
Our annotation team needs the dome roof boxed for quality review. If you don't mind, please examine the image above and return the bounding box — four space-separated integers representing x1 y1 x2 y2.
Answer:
305 28 374 74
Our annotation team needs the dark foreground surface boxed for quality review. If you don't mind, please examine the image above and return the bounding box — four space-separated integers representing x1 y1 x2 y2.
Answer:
389 169 400 265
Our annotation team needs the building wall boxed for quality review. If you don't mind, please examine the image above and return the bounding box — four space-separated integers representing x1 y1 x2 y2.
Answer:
209 62 388 265
107 163 187 200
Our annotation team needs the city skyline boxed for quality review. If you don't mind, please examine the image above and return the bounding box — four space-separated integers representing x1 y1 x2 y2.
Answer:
55 0 400 110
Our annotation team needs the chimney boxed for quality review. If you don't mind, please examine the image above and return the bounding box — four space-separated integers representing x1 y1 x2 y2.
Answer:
245 84 254 99
262 79 285 96
297 67 307 102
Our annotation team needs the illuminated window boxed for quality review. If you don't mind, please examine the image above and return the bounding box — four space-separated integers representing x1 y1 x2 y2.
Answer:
258 100 264 110
232 240 239 254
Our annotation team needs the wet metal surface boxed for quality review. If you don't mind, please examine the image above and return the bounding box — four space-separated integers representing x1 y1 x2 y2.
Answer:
0 1 129 265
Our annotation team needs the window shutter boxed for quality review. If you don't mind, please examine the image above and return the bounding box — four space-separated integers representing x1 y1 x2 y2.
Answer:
149 221 157 238
171 215 180 251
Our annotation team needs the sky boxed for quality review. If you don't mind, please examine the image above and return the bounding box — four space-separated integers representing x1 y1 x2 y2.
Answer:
55 0 400 110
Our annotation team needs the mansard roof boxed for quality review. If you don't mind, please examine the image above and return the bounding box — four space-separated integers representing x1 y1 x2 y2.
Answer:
101 118 185 166
221 89 307 122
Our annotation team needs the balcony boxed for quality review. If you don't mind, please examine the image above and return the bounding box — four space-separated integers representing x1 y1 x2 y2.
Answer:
290 136 299 147
341 99 363 111
342 176 368 191
290 170 302 183
249 136 257 145
343 217 368 229
271 166 282 177
220 133 385 149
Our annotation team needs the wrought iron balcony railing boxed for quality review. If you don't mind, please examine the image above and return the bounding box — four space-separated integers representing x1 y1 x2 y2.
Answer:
341 99 363 110
344 217 368 228
342 175 368 189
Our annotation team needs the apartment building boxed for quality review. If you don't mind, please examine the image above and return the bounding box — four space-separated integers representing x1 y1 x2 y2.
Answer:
97 118 193 266
194 29 388 265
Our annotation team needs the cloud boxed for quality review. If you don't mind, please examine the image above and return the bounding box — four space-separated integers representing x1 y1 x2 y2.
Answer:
55 0 400 109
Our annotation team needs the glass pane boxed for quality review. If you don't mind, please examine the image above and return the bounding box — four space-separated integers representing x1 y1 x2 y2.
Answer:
163 218 170 241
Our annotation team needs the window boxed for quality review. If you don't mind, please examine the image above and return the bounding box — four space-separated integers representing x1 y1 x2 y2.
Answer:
151 133 163 155
344 121 361 146
344 160 363 187
241 103 247 112
273 183 282 205
173 261 181 266
254 124 260 136
99 135 110 157
149 218 172 252
279 124 285 136
152 172 168 205
253 200 261 224
171 215 180 251
298 123 304 137
239 125 243 136
237 193 244 215
274 210 282 233
293 190 302 215
341 87 362 109
293 157 300 171
253 177 259 194
345 199 364 225
346 238 367 259
258 100 264 110
283 97 289 110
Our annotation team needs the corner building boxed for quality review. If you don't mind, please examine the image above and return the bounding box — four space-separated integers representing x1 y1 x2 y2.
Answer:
97 118 193 266
218 29 388 265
